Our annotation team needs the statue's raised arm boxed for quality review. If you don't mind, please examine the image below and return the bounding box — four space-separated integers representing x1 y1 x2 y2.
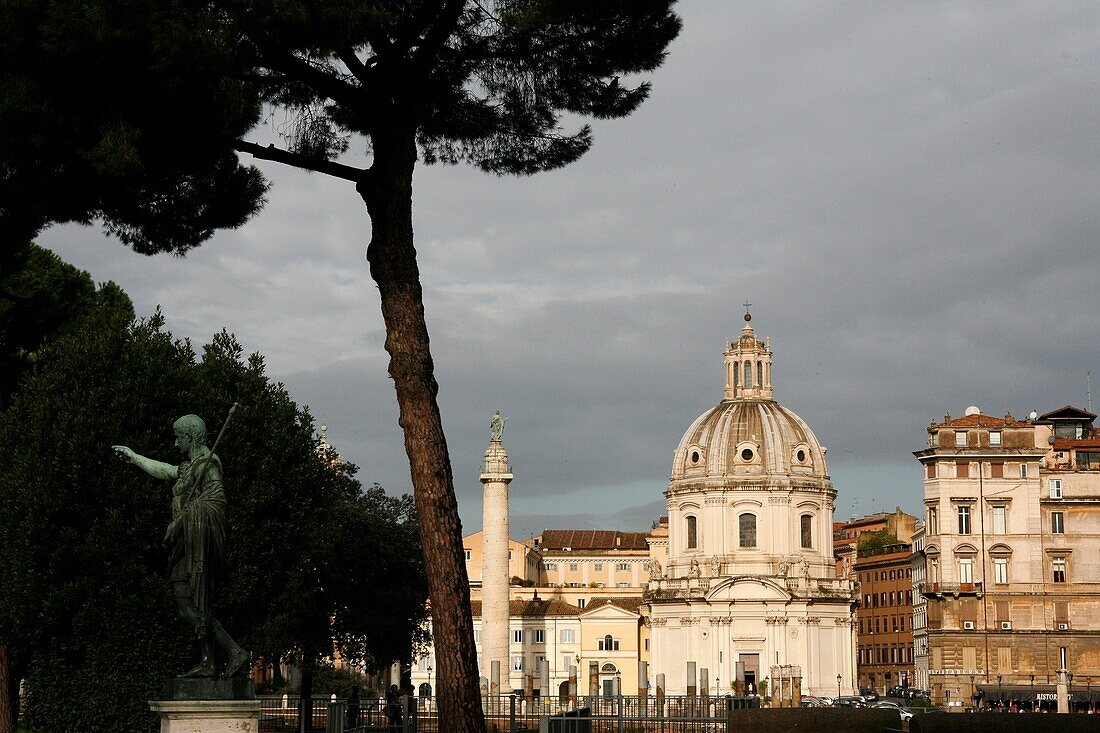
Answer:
112 445 178 481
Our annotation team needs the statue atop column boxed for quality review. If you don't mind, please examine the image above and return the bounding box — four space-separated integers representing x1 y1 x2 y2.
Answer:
490 410 508 442
114 407 248 682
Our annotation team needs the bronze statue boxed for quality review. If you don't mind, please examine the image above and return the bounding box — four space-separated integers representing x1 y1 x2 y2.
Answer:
114 407 248 679
490 410 508 442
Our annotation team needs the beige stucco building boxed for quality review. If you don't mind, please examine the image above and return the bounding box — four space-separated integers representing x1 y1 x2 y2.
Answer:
644 315 857 696
534 530 651 589
913 405 1100 710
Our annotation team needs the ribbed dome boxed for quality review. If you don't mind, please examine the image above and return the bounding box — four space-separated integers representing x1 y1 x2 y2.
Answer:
672 399 828 482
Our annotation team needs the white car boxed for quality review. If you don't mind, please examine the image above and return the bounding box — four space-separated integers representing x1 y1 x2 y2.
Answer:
873 701 914 721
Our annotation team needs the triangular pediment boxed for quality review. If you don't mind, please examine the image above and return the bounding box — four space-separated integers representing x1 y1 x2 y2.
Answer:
580 601 640 619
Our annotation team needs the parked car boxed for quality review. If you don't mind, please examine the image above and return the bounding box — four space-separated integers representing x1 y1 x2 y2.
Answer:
835 696 866 707
873 701 914 721
859 688 879 702
800 696 828 707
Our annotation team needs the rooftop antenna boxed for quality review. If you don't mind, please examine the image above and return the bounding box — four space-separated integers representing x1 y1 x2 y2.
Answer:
1089 371 1093 413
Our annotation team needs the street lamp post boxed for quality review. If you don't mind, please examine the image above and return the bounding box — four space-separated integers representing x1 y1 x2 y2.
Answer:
837 673 842 702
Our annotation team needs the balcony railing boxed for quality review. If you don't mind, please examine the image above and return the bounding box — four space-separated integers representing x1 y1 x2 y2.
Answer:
917 581 983 597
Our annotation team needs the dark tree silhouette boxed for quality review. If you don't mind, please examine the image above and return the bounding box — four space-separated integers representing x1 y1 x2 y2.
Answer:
0 4 681 729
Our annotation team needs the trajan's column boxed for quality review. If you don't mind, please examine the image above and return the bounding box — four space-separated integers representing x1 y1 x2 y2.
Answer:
480 411 513 692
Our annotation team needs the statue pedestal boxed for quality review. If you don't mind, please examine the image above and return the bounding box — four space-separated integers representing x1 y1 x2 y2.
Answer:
149 699 260 733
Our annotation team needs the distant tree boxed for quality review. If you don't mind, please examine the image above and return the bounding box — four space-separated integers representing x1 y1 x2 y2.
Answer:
0 5 681 729
0 245 100 407
0 273 426 732
0 259 132 733
857 530 899 555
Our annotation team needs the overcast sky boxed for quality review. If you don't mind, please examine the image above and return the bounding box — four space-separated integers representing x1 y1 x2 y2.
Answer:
43 2 1100 540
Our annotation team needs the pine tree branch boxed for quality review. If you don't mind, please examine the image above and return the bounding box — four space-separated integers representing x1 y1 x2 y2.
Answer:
258 51 364 108
337 48 372 85
410 0 467 74
233 140 367 183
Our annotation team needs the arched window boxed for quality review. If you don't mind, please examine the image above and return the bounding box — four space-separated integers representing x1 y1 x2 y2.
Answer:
757 360 763 387
599 635 619 651
744 361 752 388
738 513 757 548
800 514 813 548
732 362 738 389
686 515 698 549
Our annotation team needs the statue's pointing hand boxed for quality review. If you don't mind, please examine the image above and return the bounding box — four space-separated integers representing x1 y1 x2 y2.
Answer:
112 445 136 464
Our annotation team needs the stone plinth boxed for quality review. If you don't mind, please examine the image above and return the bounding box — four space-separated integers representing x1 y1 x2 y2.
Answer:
149 699 260 733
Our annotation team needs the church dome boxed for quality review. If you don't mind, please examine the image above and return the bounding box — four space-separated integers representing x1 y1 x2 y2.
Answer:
670 314 829 485
672 399 828 481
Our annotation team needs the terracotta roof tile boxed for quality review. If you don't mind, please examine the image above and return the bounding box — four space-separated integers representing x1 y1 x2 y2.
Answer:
937 414 1029 428
539 530 648 551
583 597 644 614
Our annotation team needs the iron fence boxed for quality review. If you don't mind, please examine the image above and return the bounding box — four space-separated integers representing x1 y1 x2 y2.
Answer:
262 694 741 733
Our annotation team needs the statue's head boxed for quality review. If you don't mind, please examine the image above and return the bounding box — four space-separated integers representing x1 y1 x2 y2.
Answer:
173 414 207 453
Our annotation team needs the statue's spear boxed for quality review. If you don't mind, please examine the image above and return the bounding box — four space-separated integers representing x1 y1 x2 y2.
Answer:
188 402 238 494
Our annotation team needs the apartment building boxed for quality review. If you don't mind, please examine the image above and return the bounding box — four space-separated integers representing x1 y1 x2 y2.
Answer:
914 405 1100 710
534 530 651 589
854 542 915 693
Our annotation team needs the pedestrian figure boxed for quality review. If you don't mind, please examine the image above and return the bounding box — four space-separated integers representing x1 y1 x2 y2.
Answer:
347 686 360 729
386 684 403 730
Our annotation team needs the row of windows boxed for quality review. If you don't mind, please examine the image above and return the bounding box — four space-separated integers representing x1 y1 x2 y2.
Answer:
861 590 914 608
858 644 914 665
928 506 1067 535
685 513 812 550
925 461 1028 479
731 360 767 390
543 562 633 571
506 654 626 674
927 556 1070 584
859 615 908 634
478 628 576 644
952 430 1002 447
858 569 912 583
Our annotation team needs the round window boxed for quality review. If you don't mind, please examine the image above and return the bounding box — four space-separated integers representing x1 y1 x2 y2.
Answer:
796 449 806 463
691 450 700 464
741 448 754 462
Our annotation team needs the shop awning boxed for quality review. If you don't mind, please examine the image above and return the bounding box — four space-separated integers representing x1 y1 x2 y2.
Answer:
977 683 1099 704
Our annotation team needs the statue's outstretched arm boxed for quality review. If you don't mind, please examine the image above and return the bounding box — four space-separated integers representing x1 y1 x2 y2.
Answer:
112 446 178 481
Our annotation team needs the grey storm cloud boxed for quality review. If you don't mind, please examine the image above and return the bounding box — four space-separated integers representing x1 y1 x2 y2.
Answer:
42 2 1100 534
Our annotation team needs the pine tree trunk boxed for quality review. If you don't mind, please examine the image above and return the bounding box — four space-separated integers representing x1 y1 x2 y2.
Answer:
0 645 12 733
359 126 486 733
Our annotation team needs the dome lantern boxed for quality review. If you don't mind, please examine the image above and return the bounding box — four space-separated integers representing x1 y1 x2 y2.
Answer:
723 312 773 400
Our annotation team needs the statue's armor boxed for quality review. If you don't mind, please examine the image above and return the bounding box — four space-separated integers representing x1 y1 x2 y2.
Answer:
169 451 226 622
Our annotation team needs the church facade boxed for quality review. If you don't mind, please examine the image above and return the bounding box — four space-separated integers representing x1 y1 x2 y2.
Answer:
644 315 857 696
